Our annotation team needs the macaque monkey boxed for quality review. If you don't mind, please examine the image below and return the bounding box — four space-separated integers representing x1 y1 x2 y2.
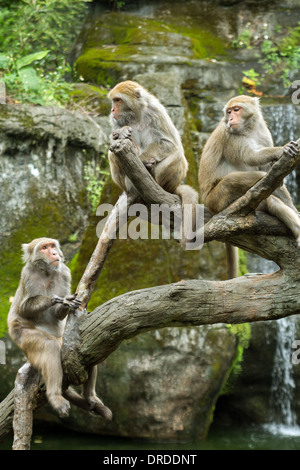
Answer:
8 238 112 420
198 95 300 277
108 80 199 246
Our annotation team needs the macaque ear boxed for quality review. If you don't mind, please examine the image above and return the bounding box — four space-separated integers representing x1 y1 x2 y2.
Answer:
252 96 261 109
21 243 30 263
135 89 142 99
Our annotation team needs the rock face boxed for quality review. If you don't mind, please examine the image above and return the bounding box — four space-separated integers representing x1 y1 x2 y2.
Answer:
0 105 108 334
0 105 108 247
62 326 237 441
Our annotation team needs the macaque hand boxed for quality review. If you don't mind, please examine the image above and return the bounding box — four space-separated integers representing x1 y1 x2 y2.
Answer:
62 294 82 310
51 295 64 305
110 137 135 155
283 141 299 158
112 126 132 141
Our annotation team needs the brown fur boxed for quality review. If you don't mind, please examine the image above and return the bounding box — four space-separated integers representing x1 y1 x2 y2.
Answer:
8 238 112 419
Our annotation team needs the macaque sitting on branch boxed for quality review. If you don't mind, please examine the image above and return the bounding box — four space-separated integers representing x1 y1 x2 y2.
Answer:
108 80 199 247
8 238 112 419
198 95 300 275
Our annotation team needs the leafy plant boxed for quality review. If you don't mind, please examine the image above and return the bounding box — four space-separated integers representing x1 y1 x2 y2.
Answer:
109 0 126 11
243 68 261 85
232 23 300 89
260 24 300 86
84 160 110 212
0 0 92 105
232 30 253 49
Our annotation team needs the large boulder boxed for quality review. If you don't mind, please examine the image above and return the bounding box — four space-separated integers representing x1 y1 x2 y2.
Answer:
54 326 238 441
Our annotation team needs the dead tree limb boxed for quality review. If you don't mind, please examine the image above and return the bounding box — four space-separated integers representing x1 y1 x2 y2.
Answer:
12 364 43 450
75 192 134 309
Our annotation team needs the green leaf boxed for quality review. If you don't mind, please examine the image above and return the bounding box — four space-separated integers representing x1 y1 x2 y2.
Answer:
18 67 41 91
0 53 9 69
16 50 49 70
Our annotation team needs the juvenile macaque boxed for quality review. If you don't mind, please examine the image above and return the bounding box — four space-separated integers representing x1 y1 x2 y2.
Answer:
108 80 199 246
8 238 112 419
198 95 300 276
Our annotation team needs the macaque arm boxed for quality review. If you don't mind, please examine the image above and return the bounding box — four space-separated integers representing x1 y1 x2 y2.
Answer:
237 141 298 167
244 146 283 166
139 140 175 164
52 294 82 320
19 295 53 320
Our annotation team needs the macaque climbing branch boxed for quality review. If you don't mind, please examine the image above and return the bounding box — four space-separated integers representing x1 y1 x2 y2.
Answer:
201 138 300 252
223 136 300 217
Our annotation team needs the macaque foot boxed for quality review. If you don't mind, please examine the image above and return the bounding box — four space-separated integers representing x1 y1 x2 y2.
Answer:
144 157 156 173
283 141 299 157
87 396 113 420
48 394 71 418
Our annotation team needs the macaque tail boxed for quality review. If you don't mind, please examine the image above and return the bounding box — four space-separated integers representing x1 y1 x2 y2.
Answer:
64 387 113 420
175 185 199 249
225 243 239 279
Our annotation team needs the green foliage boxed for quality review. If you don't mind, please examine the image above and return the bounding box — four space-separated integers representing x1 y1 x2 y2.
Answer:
242 68 261 85
0 0 91 105
109 0 126 10
238 249 248 277
221 323 252 394
232 23 300 88
260 24 300 86
232 30 253 49
84 159 110 212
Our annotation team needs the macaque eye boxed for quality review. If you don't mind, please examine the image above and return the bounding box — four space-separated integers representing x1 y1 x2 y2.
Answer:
233 107 240 112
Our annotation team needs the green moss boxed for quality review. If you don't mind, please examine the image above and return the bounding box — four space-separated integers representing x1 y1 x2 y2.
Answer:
69 83 111 114
221 323 252 395
74 12 229 85
76 50 124 86
238 248 248 276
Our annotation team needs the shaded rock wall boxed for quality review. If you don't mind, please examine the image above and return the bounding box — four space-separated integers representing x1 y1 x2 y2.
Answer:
0 105 109 333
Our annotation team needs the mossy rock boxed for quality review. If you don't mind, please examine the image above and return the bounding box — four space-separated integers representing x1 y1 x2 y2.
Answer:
72 11 229 86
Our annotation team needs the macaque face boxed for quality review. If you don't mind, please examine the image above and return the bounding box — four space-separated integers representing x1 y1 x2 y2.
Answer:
39 242 60 267
111 97 124 120
226 105 243 131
